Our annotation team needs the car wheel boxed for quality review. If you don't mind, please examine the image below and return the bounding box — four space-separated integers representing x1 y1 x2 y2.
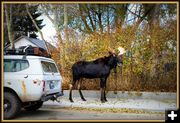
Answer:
24 101 43 111
4 92 21 119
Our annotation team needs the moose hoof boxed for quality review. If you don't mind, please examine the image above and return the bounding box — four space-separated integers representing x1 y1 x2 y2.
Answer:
69 99 74 103
105 99 108 102
101 100 106 103
82 98 86 101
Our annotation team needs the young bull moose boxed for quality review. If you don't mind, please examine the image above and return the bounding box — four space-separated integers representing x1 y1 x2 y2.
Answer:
69 50 123 103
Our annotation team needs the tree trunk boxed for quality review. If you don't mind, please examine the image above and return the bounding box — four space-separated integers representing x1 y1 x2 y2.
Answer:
79 4 92 33
107 6 110 34
145 4 160 77
64 4 69 42
98 5 103 33
41 4 64 69
5 4 14 49
86 5 96 32
41 4 63 43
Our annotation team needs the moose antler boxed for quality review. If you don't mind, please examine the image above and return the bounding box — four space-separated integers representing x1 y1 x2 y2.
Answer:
117 46 126 55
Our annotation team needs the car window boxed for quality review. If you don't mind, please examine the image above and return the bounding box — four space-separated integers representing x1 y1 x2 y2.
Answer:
41 61 58 73
4 59 29 72
21 60 29 70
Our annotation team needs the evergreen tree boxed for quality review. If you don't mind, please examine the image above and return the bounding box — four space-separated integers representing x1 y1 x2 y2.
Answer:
4 4 45 45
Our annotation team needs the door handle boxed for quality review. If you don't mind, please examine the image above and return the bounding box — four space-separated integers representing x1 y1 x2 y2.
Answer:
24 75 28 78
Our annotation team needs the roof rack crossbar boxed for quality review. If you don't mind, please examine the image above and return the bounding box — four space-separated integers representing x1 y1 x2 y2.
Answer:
4 46 51 58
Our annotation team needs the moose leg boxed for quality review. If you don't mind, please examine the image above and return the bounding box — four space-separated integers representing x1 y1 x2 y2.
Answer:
100 88 105 103
104 87 107 102
69 80 76 102
104 78 108 102
100 78 106 103
78 79 86 101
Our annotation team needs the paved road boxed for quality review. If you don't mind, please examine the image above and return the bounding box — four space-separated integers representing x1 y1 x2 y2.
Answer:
13 107 165 121
9 91 175 121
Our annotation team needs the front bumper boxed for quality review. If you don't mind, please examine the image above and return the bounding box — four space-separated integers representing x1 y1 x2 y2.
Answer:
41 91 64 101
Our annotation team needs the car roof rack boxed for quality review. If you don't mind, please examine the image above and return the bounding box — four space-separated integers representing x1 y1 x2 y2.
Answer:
4 45 51 58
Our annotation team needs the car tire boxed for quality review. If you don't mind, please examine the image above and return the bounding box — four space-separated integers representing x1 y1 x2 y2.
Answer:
24 101 43 111
4 92 21 119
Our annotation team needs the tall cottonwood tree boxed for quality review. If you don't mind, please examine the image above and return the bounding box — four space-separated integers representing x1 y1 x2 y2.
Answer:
38 3 176 91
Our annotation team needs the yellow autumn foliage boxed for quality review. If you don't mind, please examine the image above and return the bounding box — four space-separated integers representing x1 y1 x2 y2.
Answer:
51 22 177 92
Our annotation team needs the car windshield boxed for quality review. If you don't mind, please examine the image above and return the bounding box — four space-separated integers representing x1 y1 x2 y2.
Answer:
41 61 58 73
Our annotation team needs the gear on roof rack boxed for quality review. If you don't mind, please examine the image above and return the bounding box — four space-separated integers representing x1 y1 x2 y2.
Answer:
4 45 51 58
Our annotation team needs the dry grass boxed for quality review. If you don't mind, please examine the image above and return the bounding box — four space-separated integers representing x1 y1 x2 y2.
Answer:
61 70 177 92
49 107 164 114
52 26 177 93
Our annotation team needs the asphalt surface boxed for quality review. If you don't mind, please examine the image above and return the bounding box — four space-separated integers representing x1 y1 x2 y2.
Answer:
13 107 165 120
4 91 176 121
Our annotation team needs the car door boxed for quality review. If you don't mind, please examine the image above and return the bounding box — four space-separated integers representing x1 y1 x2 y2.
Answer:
4 59 30 102
40 60 62 95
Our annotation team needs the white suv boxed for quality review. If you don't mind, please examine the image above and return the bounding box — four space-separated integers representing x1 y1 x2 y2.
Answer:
4 52 63 119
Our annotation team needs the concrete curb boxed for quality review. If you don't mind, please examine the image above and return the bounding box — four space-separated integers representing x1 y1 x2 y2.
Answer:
43 97 176 112
43 91 177 112
62 90 176 100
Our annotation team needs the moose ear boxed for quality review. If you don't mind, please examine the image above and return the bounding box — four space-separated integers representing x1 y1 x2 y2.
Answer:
109 50 115 54
109 50 116 56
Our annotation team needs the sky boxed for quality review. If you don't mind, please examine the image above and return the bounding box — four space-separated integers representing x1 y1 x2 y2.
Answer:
36 4 139 46
37 14 56 46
